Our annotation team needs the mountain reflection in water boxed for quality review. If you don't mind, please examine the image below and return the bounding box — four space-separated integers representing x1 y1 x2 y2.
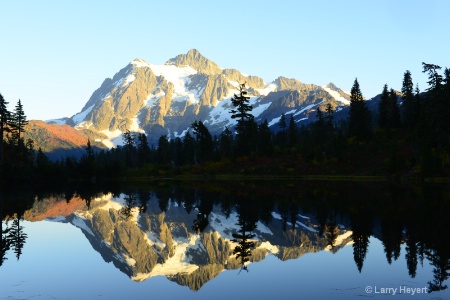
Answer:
1 181 449 298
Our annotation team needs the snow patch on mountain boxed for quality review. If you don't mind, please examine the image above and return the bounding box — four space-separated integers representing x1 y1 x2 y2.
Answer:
133 234 200 281
296 220 318 233
144 90 165 107
255 221 273 235
294 103 319 116
124 254 137 267
258 241 279 254
206 98 237 127
129 117 144 133
252 102 272 118
209 211 240 240
324 230 353 251
256 83 277 96
72 214 95 236
322 86 350 105
149 64 198 99
73 105 94 125
131 58 150 68
227 80 240 89
100 129 123 148
124 73 136 85
271 212 282 220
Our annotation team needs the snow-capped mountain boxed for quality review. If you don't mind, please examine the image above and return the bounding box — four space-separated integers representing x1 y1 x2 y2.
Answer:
48 49 351 148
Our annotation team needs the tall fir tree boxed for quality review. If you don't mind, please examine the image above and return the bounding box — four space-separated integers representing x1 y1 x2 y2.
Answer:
348 78 371 139
219 127 234 159
122 130 136 167
277 113 288 147
183 131 196 164
258 120 273 156
287 114 298 148
230 83 254 154
378 84 389 129
8 217 27 260
137 133 151 165
0 93 10 163
387 89 400 129
191 121 214 162
422 63 448 144
156 135 171 164
401 70 415 128
12 99 28 147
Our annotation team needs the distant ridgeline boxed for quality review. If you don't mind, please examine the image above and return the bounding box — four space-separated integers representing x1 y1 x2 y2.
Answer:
1 52 450 180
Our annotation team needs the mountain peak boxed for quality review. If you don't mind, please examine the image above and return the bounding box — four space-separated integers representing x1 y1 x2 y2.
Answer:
325 82 339 91
165 49 222 75
131 58 150 68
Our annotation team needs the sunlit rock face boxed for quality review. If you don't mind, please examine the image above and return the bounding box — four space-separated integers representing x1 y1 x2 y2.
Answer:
45 49 349 147
21 192 352 290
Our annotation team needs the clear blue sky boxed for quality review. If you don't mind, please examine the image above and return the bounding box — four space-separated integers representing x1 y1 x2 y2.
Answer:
1 0 449 120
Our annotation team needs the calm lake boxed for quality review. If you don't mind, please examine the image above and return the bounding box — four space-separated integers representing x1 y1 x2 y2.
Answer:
1 181 449 299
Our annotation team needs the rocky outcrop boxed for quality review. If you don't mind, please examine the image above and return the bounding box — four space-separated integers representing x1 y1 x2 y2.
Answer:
222 69 265 89
166 49 222 75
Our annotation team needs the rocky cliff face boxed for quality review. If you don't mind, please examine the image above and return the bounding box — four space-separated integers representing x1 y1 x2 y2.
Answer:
46 49 350 148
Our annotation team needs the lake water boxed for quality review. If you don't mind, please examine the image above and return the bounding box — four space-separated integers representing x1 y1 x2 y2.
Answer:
1 181 449 299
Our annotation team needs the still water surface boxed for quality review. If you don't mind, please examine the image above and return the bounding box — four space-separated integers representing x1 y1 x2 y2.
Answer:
1 181 449 299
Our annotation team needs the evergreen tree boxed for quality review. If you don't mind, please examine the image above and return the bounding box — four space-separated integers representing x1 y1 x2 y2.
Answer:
351 212 372 273
325 103 334 129
122 130 136 167
387 89 400 129
287 115 298 148
35 147 50 175
122 130 135 149
230 83 254 154
379 84 389 129
401 70 415 128
314 108 327 145
86 139 94 159
405 234 418 278
422 63 449 145
422 63 443 94
244 119 259 154
171 137 184 166
0 93 10 163
79 139 95 178
444 68 450 99
219 127 233 159
183 132 196 164
191 121 214 162
230 83 253 129
12 99 28 147
156 135 171 164
258 120 273 156
348 78 371 139
137 133 151 165
8 217 27 260
277 113 288 147
1 220 11 266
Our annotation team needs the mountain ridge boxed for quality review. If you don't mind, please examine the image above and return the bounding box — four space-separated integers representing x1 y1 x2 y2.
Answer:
35 49 354 152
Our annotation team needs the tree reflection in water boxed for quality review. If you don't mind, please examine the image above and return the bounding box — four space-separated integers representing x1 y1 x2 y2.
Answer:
0 181 449 293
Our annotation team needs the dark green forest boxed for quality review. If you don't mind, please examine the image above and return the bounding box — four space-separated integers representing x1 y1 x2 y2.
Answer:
1 63 450 182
